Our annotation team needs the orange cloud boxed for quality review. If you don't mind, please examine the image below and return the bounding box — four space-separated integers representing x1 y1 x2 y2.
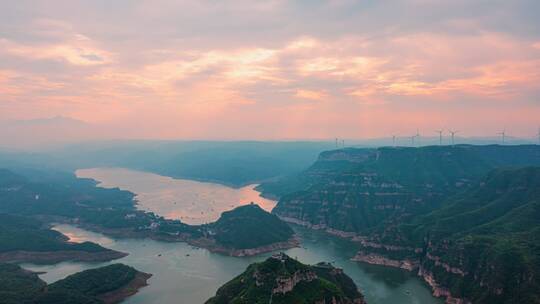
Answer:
294 89 327 100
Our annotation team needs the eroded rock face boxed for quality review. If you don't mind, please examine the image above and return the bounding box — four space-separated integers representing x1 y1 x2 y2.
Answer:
206 253 366 304
352 252 419 271
272 269 318 294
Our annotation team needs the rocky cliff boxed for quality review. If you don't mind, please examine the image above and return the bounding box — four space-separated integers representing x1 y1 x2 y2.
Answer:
205 252 366 304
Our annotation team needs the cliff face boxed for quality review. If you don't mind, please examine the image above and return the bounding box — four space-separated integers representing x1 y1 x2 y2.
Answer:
272 146 492 236
260 147 540 304
206 253 366 304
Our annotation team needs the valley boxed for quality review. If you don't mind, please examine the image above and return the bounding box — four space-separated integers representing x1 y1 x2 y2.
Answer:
21 168 441 304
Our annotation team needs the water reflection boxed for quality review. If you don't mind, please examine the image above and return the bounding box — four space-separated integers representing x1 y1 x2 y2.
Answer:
76 168 276 225
23 224 441 304
38 167 443 304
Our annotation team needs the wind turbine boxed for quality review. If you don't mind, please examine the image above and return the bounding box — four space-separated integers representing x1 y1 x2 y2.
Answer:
448 130 458 146
537 127 540 145
415 129 420 146
342 139 345 148
392 135 396 147
435 130 443 145
497 130 506 144
335 138 338 148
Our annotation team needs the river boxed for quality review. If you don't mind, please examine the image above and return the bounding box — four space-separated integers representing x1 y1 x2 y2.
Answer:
22 168 441 304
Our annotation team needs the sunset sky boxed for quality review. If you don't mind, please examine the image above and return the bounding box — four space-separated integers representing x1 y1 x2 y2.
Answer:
1 0 539 140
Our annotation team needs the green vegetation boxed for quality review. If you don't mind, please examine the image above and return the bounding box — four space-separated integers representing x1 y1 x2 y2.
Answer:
257 145 540 303
205 253 364 304
402 167 540 303
1 141 332 187
0 168 292 253
0 213 108 255
0 263 46 304
0 263 147 304
206 204 294 249
0 167 198 235
262 145 540 234
46 264 137 297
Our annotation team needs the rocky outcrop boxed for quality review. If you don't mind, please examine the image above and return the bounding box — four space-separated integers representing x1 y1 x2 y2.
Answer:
206 252 366 304
426 253 466 276
418 266 471 304
189 236 300 257
352 252 419 271
271 269 318 294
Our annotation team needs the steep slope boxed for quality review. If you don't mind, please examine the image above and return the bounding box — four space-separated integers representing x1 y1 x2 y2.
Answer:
205 252 365 304
404 167 540 303
262 145 540 235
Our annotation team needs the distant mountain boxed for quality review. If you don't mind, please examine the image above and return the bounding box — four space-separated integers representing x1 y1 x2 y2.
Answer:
205 252 365 304
0 263 151 304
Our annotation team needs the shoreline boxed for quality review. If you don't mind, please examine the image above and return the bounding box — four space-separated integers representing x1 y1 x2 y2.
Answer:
98 271 153 304
278 215 467 304
0 249 128 264
56 219 300 258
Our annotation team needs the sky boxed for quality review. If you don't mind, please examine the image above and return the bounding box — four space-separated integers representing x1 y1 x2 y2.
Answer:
1 0 539 141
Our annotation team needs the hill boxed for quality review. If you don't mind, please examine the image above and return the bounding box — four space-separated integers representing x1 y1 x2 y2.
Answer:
194 204 297 256
0 263 150 304
0 213 126 264
205 252 365 304
3 141 333 187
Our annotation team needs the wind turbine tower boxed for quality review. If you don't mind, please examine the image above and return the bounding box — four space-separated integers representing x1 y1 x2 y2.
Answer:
392 135 396 147
537 127 540 145
498 130 506 144
448 130 458 146
335 138 338 148
435 130 443 145
415 129 420 146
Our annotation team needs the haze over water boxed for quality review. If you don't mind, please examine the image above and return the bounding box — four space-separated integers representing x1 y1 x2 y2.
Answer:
24 168 441 304
76 168 277 225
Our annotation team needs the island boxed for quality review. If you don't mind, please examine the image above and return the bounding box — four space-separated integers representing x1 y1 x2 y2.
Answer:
191 203 298 256
0 263 151 304
206 252 366 304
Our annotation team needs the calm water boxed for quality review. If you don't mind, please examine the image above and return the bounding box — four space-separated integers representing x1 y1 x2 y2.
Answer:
76 168 276 225
23 168 441 304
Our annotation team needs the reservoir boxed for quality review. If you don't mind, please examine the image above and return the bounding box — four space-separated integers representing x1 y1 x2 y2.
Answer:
23 168 442 304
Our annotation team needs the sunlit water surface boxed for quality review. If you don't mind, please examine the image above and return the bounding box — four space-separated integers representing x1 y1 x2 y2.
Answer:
76 168 277 225
22 168 441 304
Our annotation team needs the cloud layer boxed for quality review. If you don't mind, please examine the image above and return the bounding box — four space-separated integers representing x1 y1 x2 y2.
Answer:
1 0 539 140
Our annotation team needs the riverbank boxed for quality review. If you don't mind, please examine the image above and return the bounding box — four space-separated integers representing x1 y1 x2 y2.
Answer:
278 215 465 304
